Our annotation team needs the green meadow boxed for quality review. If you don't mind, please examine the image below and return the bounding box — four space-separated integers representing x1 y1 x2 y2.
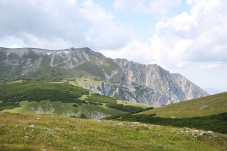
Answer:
0 113 226 151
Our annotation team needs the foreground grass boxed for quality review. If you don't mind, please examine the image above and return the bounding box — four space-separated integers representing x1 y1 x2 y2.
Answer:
0 113 227 151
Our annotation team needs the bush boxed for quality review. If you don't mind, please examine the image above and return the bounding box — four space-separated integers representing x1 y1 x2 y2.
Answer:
86 93 116 104
106 102 143 113
80 113 87 119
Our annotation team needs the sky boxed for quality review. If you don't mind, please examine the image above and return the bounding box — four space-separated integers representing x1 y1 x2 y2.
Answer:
0 0 226 92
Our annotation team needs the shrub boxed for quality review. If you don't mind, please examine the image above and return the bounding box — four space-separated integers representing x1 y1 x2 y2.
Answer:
106 102 143 113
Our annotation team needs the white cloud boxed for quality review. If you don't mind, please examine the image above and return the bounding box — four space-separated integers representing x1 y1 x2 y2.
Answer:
100 40 152 63
108 0 227 67
170 63 227 91
0 0 132 50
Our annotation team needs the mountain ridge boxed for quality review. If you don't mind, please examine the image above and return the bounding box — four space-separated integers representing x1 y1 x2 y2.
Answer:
0 47 208 106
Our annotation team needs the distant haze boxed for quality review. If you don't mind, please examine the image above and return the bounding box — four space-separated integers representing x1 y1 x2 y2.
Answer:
204 88 223 95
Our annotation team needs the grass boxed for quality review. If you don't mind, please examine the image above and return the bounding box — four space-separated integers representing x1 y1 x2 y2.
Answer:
107 92 227 134
2 101 77 115
86 93 145 113
0 113 227 151
1 100 127 118
138 92 227 118
116 100 150 108
74 76 103 87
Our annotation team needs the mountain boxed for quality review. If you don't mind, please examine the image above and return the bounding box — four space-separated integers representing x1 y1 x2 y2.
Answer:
0 47 208 106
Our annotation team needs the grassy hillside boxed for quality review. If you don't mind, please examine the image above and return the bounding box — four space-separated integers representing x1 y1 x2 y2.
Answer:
0 81 148 118
107 93 227 134
21 67 77 82
0 81 88 110
139 92 227 118
0 113 227 151
19 57 125 83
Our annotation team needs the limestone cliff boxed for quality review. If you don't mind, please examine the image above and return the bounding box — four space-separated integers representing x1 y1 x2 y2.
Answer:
114 59 208 105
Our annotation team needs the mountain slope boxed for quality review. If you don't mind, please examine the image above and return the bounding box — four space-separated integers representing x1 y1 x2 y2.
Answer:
0 47 104 80
108 92 227 133
0 81 148 118
139 92 227 118
0 47 208 106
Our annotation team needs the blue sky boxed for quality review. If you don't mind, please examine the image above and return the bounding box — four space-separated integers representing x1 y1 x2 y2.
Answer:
0 0 226 92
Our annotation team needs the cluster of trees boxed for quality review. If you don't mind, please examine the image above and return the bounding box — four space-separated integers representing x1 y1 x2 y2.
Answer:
0 82 89 110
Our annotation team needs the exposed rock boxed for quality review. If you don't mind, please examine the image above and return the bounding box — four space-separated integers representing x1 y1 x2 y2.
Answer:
207 131 213 134
171 73 208 100
29 124 35 128
114 59 208 105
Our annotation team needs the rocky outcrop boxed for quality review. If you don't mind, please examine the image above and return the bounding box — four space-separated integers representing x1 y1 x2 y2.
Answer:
171 74 208 100
114 59 208 105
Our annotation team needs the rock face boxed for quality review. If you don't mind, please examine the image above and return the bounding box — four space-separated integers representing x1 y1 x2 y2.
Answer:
171 74 208 100
113 59 208 106
0 47 208 106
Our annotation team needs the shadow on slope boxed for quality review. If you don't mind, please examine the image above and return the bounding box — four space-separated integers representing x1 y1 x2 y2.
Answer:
107 112 227 134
